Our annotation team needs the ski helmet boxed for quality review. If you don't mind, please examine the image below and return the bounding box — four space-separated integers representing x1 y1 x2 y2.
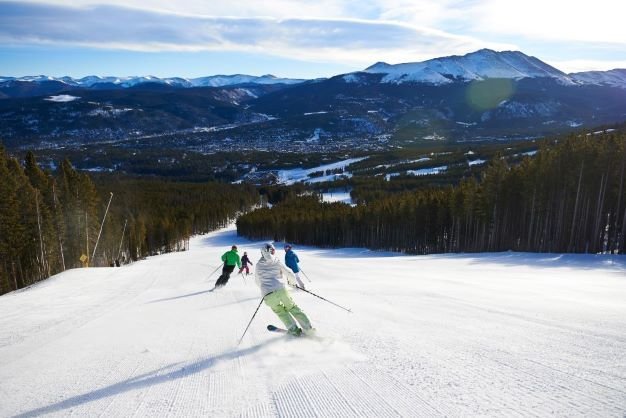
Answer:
261 242 275 260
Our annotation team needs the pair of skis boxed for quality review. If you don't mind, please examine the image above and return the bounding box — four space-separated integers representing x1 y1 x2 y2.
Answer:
267 324 290 334
267 325 320 340
267 324 313 336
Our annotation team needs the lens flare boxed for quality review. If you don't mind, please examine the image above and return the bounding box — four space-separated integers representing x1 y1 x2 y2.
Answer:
466 79 515 111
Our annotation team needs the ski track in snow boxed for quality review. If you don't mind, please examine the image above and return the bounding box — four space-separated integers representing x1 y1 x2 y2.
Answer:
1 225 625 417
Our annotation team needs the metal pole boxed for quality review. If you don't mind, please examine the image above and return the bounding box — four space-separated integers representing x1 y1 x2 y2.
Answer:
91 192 113 265
207 263 224 281
299 268 313 283
116 218 128 262
86 211 89 266
237 297 265 346
295 285 352 313
35 191 46 277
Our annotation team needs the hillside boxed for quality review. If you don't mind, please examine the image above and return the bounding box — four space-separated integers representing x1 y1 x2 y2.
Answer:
1 225 625 417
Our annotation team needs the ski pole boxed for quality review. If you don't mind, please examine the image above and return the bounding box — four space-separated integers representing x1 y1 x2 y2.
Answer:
207 263 224 281
299 268 313 283
237 297 265 346
295 285 351 313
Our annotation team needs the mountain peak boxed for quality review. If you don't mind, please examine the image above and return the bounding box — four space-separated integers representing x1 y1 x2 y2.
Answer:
361 49 571 85
470 48 498 55
365 61 392 71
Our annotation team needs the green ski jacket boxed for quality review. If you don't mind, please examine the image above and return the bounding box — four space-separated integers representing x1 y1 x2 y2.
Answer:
221 250 241 268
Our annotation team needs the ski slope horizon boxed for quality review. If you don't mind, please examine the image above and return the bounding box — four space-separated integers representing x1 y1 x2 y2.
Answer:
1 225 625 417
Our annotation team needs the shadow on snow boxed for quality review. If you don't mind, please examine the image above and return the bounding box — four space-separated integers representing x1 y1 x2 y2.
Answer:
14 338 281 418
413 251 626 272
198 225 626 271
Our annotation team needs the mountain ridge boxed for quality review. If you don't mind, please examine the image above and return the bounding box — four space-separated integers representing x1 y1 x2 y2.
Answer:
2 49 626 96
1 49 625 151
0 73 306 90
361 49 577 86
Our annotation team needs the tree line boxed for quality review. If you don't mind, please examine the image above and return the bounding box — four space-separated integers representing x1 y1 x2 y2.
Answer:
0 146 258 295
237 132 626 255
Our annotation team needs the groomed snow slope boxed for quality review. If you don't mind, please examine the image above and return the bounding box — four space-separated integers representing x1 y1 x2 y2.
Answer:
1 225 625 417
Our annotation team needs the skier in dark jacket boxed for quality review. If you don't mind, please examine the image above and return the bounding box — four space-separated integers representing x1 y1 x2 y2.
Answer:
238 251 253 275
284 244 306 289
214 245 241 288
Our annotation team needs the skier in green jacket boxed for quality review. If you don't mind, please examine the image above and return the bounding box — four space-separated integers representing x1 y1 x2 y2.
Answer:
215 245 241 288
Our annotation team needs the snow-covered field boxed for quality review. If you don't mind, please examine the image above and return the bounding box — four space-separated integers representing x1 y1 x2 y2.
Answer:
1 225 625 417
321 191 354 205
44 95 81 102
276 157 367 185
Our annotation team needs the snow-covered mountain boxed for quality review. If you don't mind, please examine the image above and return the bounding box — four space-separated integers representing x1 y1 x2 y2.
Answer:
189 74 305 87
1 74 175 87
360 49 574 85
1 224 625 417
570 69 626 88
2 49 626 148
0 73 305 89
3 49 625 93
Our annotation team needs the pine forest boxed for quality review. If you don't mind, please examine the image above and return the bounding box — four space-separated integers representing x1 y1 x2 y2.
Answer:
0 146 258 295
238 132 626 256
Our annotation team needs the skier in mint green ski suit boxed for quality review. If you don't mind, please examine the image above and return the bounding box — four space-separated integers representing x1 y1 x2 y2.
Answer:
255 243 314 336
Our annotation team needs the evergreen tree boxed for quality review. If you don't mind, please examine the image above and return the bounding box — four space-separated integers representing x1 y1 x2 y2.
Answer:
0 146 23 292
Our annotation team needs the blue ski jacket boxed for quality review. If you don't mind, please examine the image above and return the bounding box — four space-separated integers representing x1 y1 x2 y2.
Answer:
284 249 300 273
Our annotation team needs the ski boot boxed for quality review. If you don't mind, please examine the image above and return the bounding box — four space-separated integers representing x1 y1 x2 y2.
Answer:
287 326 302 337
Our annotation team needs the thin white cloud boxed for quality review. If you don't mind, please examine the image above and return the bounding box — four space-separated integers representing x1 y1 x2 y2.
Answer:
369 0 626 45
376 0 471 27
10 0 626 46
466 0 626 44
0 2 514 67
16 0 342 16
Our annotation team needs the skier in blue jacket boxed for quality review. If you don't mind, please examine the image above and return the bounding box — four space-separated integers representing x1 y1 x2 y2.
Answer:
284 244 306 289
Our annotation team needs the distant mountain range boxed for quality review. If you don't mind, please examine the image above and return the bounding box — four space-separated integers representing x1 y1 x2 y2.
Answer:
0 74 305 98
2 49 625 98
1 49 625 152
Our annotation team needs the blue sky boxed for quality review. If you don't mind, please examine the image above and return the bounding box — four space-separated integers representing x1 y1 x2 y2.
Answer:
1 0 625 79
